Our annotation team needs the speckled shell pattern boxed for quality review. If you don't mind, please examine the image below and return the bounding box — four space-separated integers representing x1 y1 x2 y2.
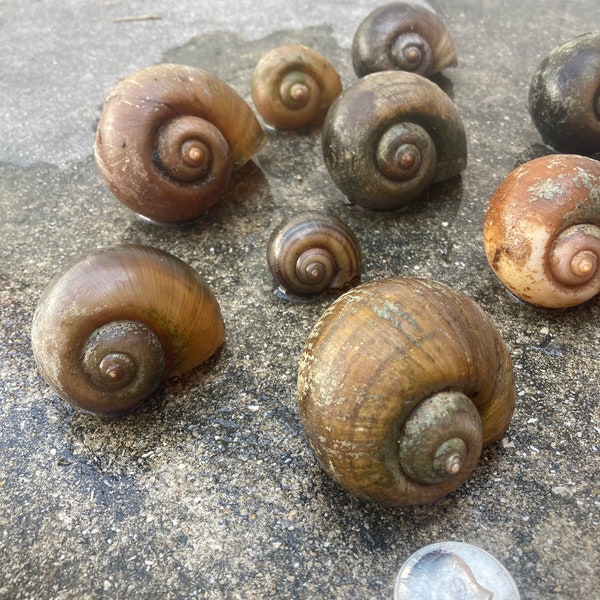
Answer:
297 277 515 506
31 244 225 414
483 154 600 308
95 63 267 222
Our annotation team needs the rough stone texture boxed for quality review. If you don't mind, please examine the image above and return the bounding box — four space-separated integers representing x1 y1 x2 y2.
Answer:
0 1 598 599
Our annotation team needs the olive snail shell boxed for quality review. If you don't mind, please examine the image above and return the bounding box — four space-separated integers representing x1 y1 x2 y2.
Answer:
252 45 343 130
95 63 267 224
483 154 600 308
528 33 600 156
31 244 225 415
266 211 362 296
352 2 457 79
298 277 514 506
322 70 467 211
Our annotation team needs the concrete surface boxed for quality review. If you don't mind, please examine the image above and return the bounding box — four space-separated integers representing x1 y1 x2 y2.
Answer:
0 1 598 598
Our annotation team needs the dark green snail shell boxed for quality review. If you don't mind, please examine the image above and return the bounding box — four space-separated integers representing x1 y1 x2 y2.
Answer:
528 32 600 156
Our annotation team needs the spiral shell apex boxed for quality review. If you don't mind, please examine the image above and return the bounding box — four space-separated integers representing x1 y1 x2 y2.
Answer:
483 154 600 308
95 63 267 223
252 45 343 130
352 2 457 79
298 277 515 506
31 245 225 415
322 70 467 211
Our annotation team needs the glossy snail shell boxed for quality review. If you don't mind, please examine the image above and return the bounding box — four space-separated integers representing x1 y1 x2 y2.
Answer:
483 154 600 308
322 70 467 210
31 244 225 415
528 33 600 156
352 2 457 78
252 45 343 130
298 277 515 506
95 63 267 224
266 211 361 296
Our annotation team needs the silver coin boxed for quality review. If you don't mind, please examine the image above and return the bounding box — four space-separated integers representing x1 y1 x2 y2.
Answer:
394 541 521 600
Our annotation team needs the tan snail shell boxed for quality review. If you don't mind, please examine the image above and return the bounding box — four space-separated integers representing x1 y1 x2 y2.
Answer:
298 277 515 506
31 244 224 415
95 63 267 224
483 154 600 308
266 211 361 296
251 44 343 130
529 33 600 156
322 70 467 210
352 2 457 78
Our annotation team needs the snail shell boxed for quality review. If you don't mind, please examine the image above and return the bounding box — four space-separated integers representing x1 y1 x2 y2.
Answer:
266 211 361 296
352 2 457 78
31 244 225 415
298 277 515 506
528 33 600 156
483 154 600 308
95 63 267 224
252 45 343 130
322 70 467 210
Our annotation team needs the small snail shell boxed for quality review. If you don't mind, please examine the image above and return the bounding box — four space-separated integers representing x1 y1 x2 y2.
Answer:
352 2 457 78
322 70 467 210
528 33 600 156
251 45 343 130
95 63 267 224
31 244 225 415
267 212 361 296
483 154 600 308
298 277 514 506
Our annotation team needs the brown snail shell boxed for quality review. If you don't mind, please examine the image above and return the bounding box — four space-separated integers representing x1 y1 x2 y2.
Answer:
31 244 225 415
483 154 600 308
352 2 457 79
95 63 267 224
266 211 361 296
298 277 515 506
528 33 600 156
251 45 343 130
322 70 467 210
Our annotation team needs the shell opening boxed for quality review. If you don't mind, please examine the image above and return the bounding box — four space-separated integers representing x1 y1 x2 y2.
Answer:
81 320 166 405
397 391 483 485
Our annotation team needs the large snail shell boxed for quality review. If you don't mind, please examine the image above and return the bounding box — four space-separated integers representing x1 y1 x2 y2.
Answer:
31 244 225 415
267 211 361 296
95 63 267 224
352 2 457 78
483 154 600 308
252 45 343 130
298 277 514 506
528 33 600 156
322 70 467 211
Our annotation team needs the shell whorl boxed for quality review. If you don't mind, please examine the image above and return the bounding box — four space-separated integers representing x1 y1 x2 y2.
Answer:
31 244 225 414
95 63 267 223
483 154 600 308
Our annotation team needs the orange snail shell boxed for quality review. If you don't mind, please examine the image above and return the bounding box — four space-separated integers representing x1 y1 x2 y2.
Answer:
483 154 600 308
95 63 267 224
252 44 343 130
